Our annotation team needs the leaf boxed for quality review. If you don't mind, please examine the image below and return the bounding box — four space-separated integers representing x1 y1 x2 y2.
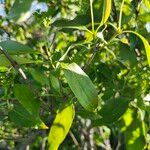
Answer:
122 31 150 66
49 74 60 93
9 103 48 129
118 42 137 66
92 97 130 126
0 55 37 67
14 84 40 117
9 103 38 127
0 40 37 55
29 68 49 85
62 63 98 111
121 109 146 150
48 103 75 150
8 0 33 23
100 0 112 26
52 14 91 33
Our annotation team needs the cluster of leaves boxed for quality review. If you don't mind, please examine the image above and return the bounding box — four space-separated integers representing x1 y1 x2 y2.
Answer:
1 0 150 149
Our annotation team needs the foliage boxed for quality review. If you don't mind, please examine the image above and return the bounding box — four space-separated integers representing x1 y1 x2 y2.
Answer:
0 0 150 149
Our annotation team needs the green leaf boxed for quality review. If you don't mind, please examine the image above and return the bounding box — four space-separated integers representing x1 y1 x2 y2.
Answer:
0 40 37 55
122 31 150 66
14 84 40 117
100 0 112 26
0 55 37 67
118 42 137 66
48 103 75 150
62 63 98 111
9 103 38 127
93 97 130 126
49 74 60 93
8 0 33 23
122 109 146 150
29 68 49 85
9 103 48 129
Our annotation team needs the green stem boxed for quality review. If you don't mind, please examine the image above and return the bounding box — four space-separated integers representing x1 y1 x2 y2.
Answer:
118 0 125 29
90 0 95 33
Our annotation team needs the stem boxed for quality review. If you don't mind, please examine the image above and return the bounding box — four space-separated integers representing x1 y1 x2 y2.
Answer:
90 0 95 33
118 0 125 29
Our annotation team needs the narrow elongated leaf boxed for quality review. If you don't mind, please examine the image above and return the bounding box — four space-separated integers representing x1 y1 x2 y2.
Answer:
0 40 36 55
92 97 130 126
8 0 33 23
62 63 98 111
49 74 61 93
0 55 37 66
100 0 112 26
48 103 75 150
122 31 150 66
14 84 40 117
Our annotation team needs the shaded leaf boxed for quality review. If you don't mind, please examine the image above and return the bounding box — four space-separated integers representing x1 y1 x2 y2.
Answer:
0 55 38 67
123 31 150 66
49 74 60 93
8 0 33 23
93 97 130 126
9 103 38 127
118 42 137 66
62 63 98 111
14 84 40 117
48 103 75 150
9 103 48 129
29 68 49 85
0 40 37 55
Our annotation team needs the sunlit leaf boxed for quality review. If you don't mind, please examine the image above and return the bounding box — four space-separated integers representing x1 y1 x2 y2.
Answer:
0 40 37 55
122 109 146 150
62 63 98 111
100 0 112 26
48 102 75 150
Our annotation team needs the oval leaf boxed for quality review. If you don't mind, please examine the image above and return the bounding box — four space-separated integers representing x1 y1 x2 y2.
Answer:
0 40 37 55
100 0 112 26
48 103 75 150
62 63 98 111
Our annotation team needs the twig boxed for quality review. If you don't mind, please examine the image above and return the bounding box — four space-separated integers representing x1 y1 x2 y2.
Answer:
0 46 27 80
69 131 80 148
